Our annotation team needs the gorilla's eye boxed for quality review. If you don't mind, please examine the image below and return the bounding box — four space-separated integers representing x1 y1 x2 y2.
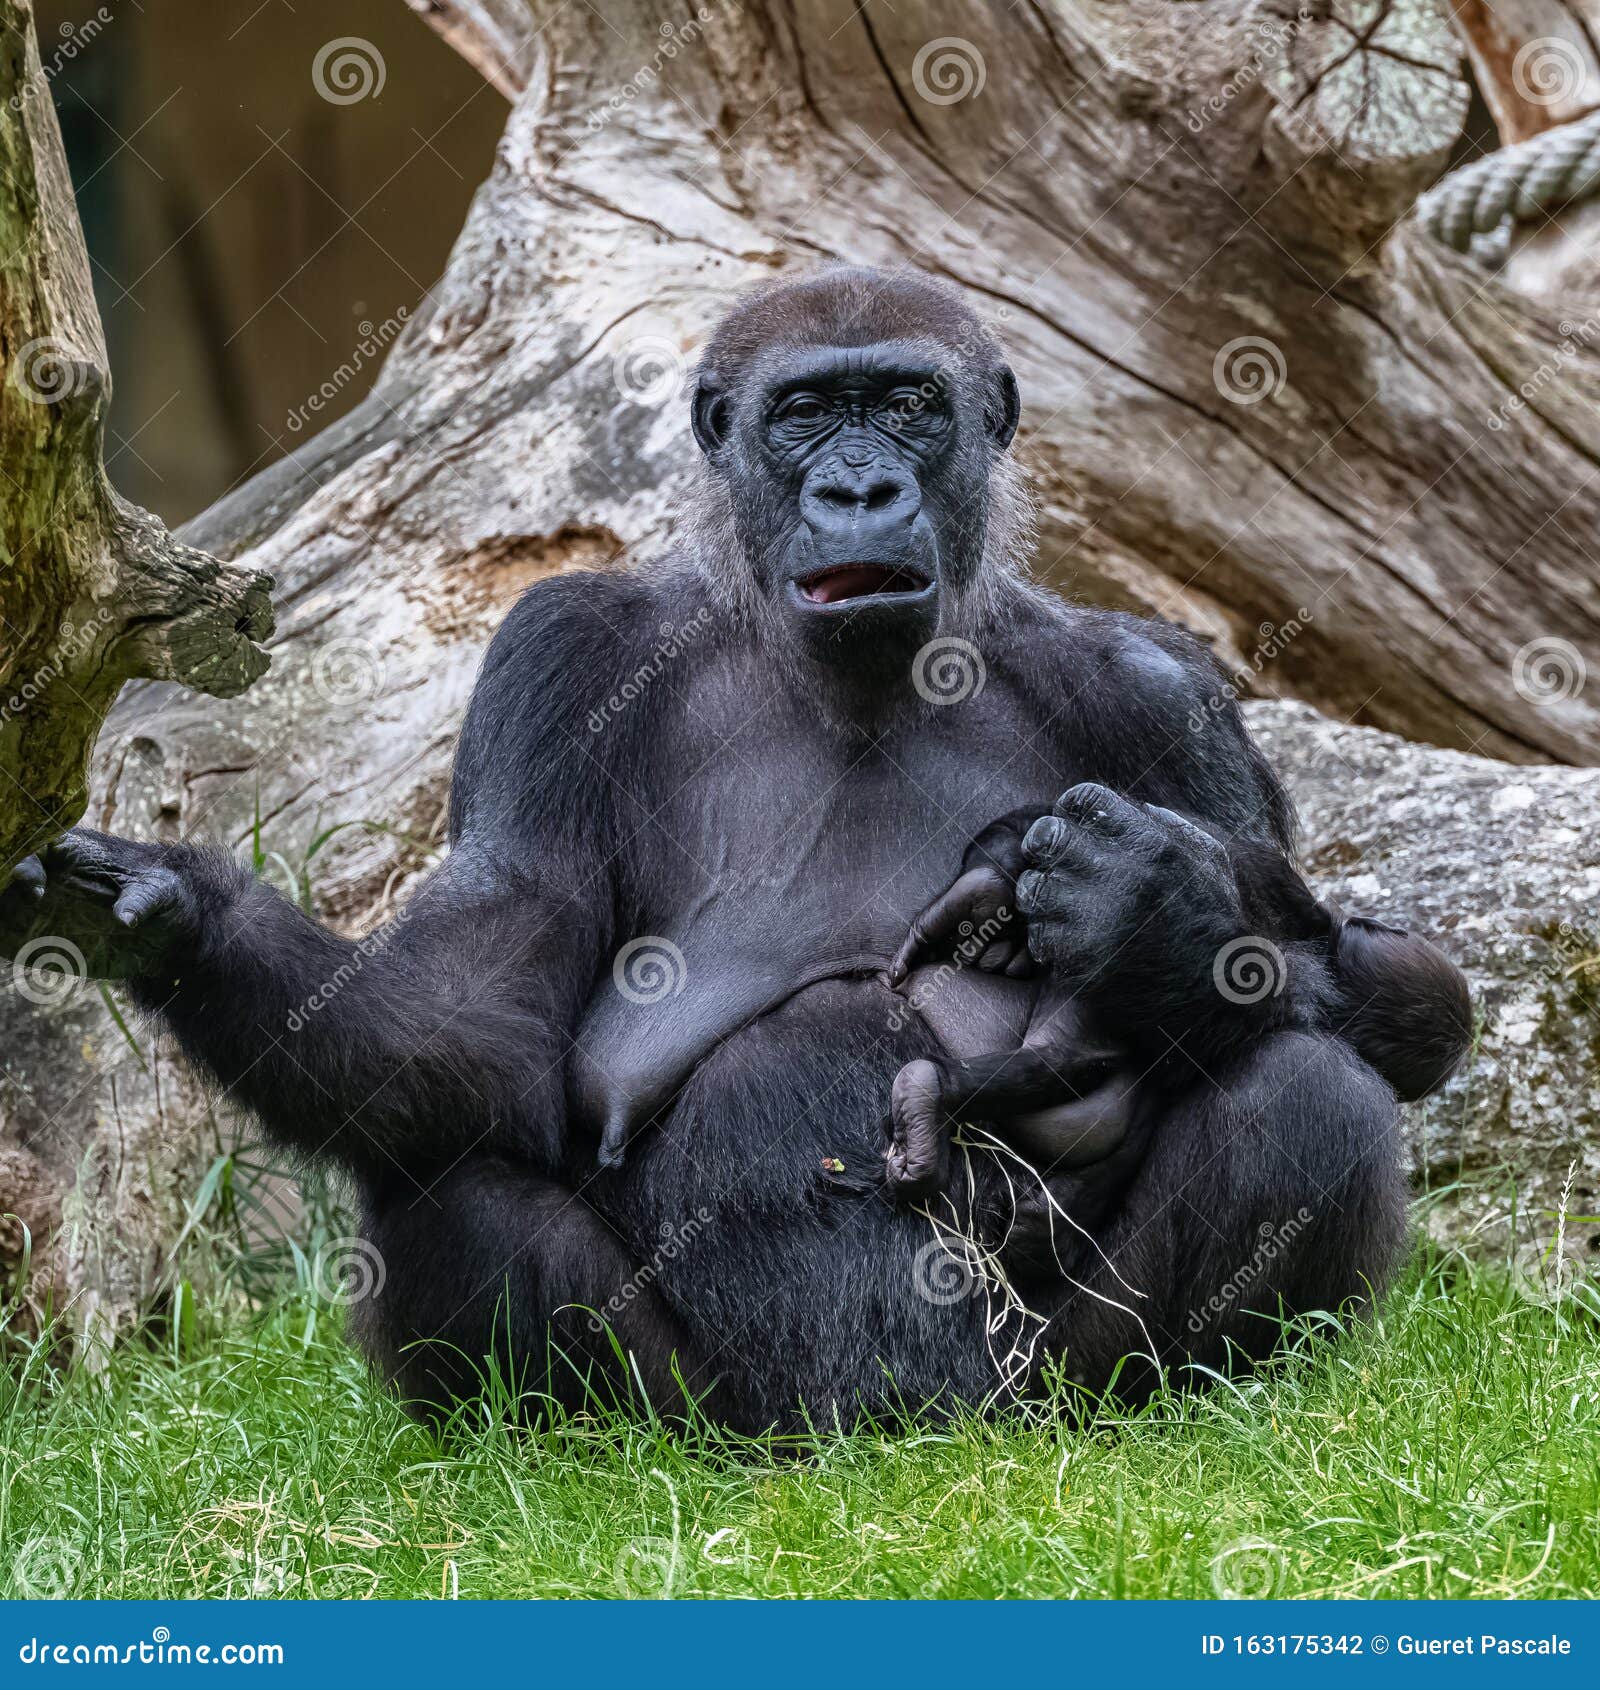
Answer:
877 387 945 430
775 392 832 426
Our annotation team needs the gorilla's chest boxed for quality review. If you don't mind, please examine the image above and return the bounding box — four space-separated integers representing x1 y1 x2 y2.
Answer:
639 677 1051 962
569 669 1074 1148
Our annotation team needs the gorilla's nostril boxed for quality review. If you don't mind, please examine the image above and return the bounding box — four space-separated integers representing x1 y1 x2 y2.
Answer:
865 484 899 511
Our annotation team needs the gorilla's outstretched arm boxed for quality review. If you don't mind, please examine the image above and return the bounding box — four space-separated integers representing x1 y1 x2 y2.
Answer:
0 831 600 1180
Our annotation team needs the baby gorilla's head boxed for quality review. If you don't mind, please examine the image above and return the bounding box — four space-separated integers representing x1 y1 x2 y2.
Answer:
1334 916 1474 1103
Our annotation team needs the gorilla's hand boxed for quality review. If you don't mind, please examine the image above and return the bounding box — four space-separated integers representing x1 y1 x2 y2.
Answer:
1016 783 1255 1042
0 830 204 984
887 863 1036 985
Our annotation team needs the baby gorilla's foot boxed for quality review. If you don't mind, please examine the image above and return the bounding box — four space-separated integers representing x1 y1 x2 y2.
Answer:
887 864 1034 986
883 1058 948 1205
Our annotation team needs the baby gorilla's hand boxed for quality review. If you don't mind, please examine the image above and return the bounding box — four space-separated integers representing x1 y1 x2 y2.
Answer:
0 829 203 984
887 863 1035 986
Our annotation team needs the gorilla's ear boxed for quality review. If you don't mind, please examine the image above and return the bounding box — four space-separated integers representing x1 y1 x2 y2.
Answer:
691 380 731 457
984 363 1020 451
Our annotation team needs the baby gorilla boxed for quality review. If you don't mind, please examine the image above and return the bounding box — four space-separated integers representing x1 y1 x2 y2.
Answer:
882 782 1471 1258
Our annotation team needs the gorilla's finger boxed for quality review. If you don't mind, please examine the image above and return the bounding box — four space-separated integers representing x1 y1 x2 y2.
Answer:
1025 928 1095 978
40 834 120 901
41 829 110 874
1020 813 1098 872
6 856 46 901
1051 782 1148 841
1017 868 1087 923
45 827 160 884
1144 804 1229 866
977 940 1014 972
112 869 184 932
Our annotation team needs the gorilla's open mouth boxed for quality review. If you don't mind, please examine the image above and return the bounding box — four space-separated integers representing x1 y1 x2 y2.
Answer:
793 564 934 607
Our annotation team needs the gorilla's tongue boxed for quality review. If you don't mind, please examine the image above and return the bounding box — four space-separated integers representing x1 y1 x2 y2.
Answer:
800 565 917 603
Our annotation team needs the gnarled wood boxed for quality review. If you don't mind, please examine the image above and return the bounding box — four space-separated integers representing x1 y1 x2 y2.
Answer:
1453 0 1600 140
400 0 534 100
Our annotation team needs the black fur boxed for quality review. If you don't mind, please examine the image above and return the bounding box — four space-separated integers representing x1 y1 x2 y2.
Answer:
0 267 1472 1433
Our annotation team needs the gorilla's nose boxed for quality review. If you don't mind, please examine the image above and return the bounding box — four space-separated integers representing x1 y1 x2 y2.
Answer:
800 462 921 548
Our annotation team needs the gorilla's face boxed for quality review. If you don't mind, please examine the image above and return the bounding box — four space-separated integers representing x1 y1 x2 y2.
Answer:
691 291 1019 666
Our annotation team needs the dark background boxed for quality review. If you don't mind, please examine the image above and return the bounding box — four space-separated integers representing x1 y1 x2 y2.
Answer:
40 0 502 524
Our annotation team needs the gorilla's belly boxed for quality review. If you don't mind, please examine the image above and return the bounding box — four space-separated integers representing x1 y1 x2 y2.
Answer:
569 934 1040 1165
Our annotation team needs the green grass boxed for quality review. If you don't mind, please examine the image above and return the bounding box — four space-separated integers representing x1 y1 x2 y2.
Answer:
1 1236 1597 1600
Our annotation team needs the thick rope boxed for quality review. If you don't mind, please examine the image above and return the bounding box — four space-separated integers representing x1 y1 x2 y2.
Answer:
1416 108 1600 255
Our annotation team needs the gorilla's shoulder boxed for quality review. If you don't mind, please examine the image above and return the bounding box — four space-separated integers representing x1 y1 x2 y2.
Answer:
452 559 717 838
1028 600 1293 845
488 561 685 664
1016 597 1224 721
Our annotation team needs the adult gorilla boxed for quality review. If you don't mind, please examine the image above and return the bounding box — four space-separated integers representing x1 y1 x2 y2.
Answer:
0 268 1469 1431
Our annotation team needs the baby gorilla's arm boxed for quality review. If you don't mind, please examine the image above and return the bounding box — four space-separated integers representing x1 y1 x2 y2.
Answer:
886 808 1041 989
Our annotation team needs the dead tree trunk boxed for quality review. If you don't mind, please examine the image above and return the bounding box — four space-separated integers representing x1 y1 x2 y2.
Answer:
0 0 271 876
6 0 1600 1341
0 0 270 1345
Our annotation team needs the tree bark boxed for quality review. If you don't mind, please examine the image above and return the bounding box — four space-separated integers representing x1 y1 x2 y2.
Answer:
0 0 271 878
6 0 1599 1341
1452 1 1600 141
